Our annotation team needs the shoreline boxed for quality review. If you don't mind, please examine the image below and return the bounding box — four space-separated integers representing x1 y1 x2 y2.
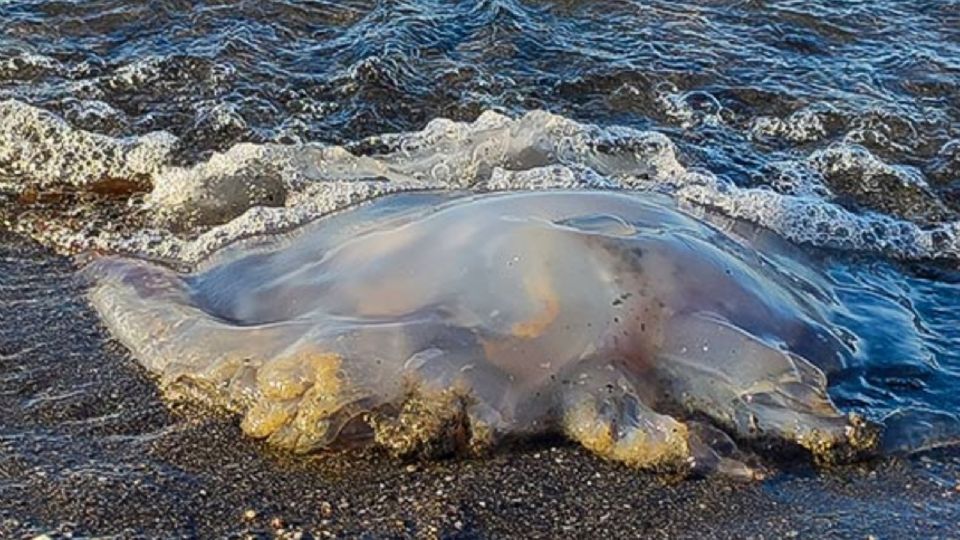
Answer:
1 230 959 538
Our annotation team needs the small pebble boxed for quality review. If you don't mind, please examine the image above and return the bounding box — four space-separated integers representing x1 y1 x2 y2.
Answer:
243 509 257 521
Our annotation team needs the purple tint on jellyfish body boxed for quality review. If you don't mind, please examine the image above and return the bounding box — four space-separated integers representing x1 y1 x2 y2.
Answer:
86 190 879 477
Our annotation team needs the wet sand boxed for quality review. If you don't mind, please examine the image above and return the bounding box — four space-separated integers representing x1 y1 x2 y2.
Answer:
1 231 959 539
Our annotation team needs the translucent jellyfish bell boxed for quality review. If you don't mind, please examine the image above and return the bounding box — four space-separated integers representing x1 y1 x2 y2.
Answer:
86 190 879 477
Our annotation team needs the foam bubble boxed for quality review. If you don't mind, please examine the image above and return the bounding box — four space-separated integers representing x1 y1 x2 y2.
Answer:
0 100 176 190
750 106 831 143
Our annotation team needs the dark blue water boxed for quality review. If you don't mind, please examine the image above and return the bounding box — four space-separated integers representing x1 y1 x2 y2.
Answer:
2 0 960 473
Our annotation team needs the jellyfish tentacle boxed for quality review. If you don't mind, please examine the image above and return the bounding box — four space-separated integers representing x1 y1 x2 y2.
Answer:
239 343 383 453
684 420 767 480
654 311 879 462
559 360 692 471
365 325 522 456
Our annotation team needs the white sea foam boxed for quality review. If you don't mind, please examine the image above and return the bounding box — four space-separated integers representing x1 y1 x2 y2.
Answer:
0 100 176 189
2 100 958 264
750 105 833 143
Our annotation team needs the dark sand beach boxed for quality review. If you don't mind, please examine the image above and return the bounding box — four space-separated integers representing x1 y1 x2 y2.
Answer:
2 230 959 539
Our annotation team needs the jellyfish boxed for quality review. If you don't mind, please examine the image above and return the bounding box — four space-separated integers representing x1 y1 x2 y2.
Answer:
85 190 879 478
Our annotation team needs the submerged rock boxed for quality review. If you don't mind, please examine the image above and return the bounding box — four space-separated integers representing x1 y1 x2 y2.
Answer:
85 190 879 477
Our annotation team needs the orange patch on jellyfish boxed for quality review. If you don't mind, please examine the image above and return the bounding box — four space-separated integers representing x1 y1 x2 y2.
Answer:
510 270 560 339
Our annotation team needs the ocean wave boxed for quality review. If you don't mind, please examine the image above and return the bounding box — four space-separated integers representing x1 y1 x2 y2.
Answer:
2 99 959 265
